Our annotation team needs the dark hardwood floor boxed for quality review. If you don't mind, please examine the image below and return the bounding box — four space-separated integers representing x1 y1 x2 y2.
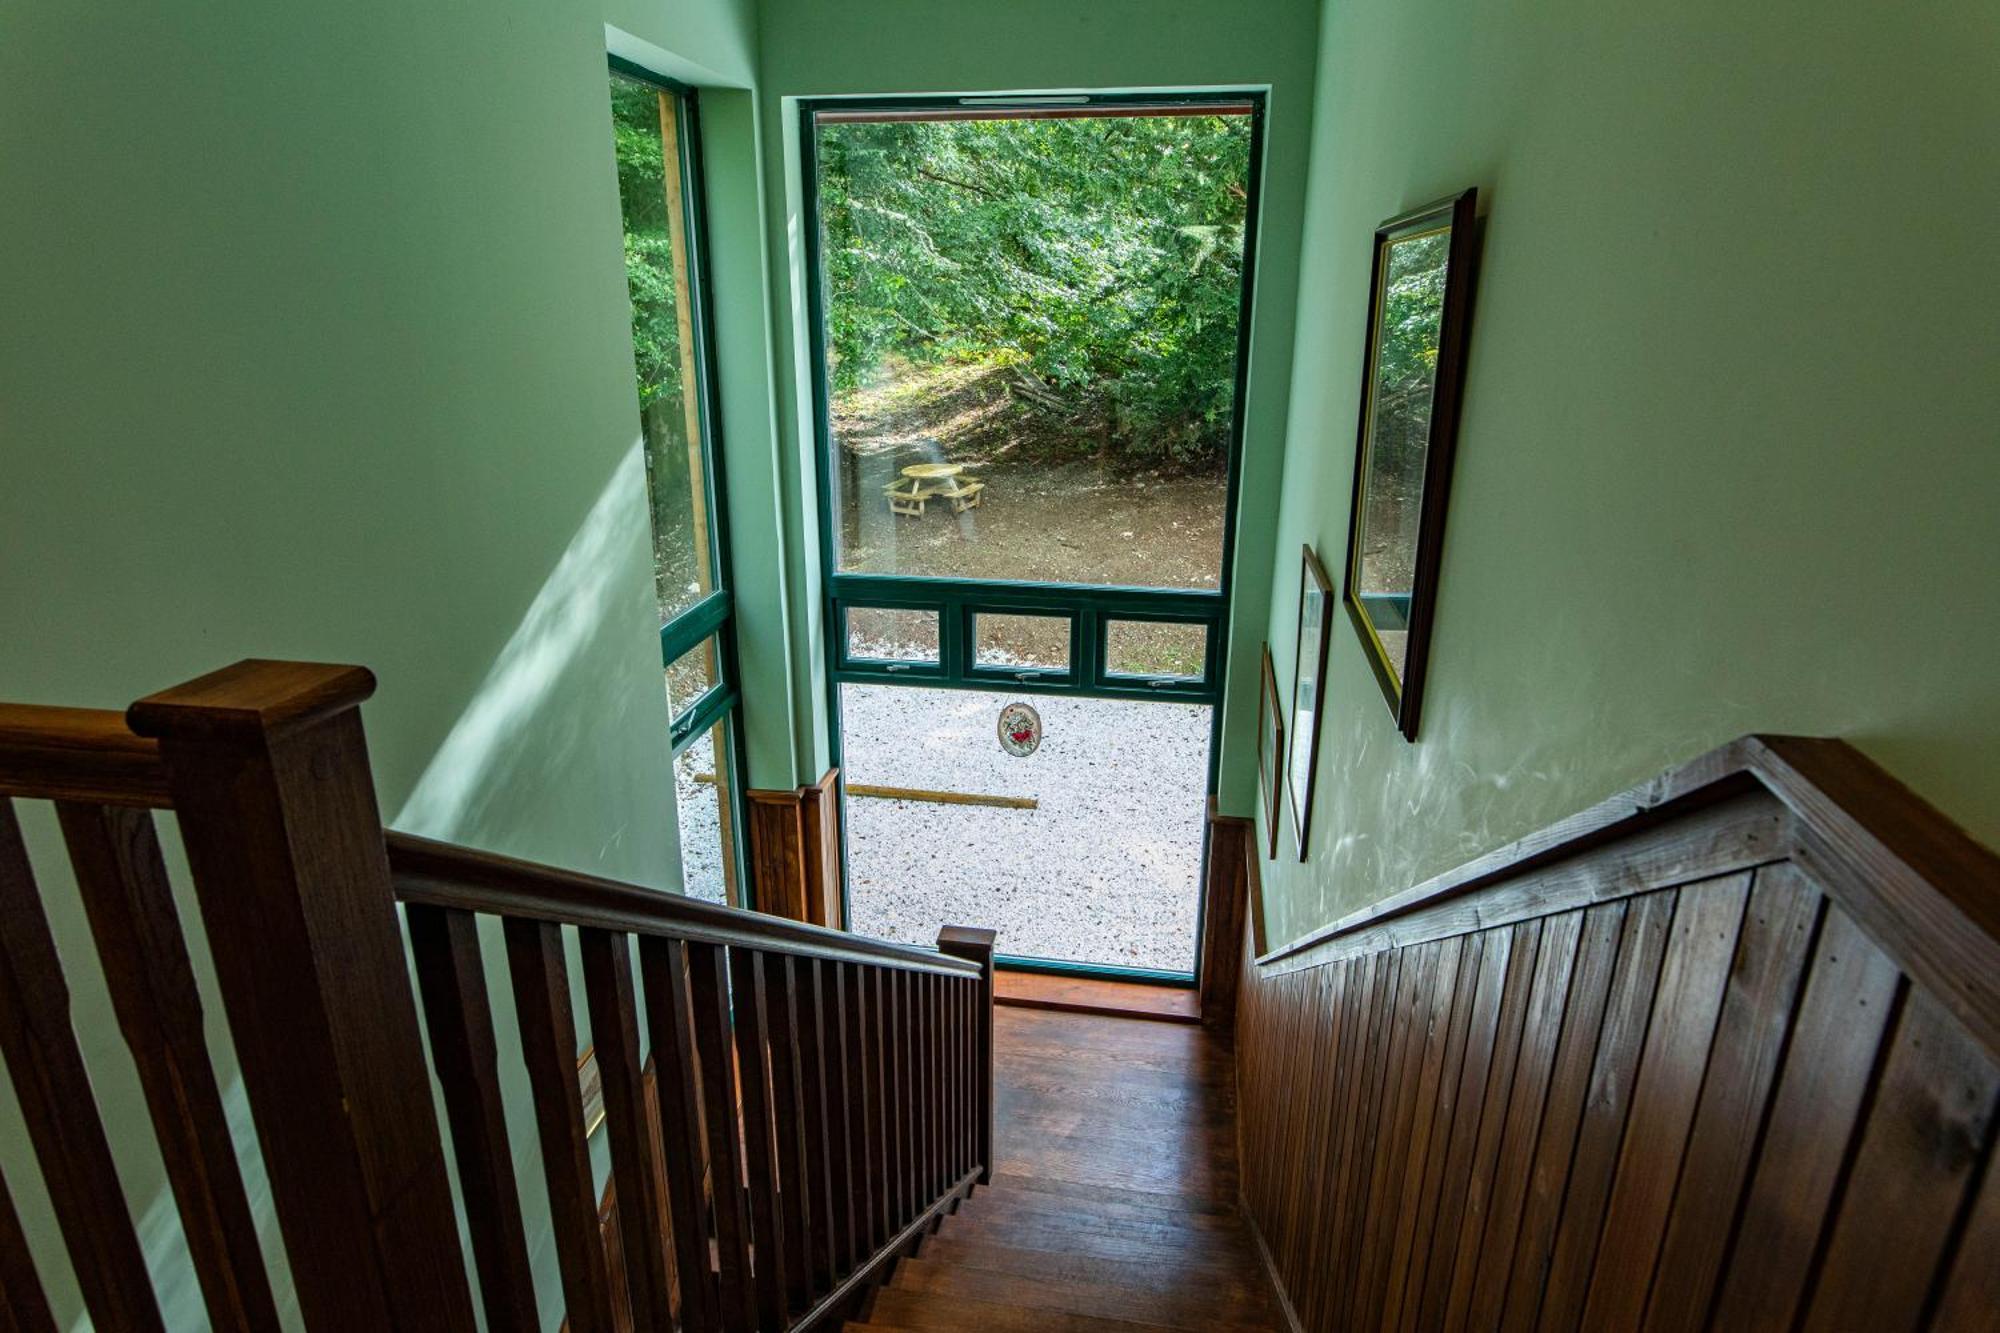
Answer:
850 1006 1287 1330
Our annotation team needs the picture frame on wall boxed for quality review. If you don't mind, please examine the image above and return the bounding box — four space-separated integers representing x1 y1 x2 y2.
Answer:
1258 644 1285 859
1341 187 1479 740
1288 545 1334 858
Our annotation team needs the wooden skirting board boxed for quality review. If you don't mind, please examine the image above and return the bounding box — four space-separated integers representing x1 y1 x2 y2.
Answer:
747 769 842 927
1230 734 2000 1331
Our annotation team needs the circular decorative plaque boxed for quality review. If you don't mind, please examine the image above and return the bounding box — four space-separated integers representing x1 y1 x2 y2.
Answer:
997 701 1042 758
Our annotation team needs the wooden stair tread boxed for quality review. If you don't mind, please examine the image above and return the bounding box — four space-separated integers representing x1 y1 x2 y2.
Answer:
910 1236 1281 1300
864 1288 1201 1332
889 1256 1284 1328
985 1170 1236 1216
970 1185 1244 1230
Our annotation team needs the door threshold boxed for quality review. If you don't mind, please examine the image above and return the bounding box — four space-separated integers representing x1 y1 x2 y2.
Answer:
994 968 1201 1025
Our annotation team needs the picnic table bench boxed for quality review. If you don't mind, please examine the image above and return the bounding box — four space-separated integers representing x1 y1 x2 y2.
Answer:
885 463 985 516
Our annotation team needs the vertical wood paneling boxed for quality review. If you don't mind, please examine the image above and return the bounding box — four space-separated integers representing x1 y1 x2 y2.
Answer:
1449 909 1583 1333
1706 905 1902 1328
1492 901 1626 1333
1237 835 2000 1333
1800 991 1999 1332
1579 872 1752 1330
1639 865 1818 1332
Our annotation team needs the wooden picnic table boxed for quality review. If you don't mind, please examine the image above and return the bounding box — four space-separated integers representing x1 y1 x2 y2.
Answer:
886 462 986 516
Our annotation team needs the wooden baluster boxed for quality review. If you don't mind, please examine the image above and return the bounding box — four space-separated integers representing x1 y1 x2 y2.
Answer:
888 968 909 1228
951 977 967 1181
791 958 840 1292
816 958 858 1273
579 929 674 1333
918 971 937 1202
406 905 540 1333
128 662 476 1331
55 801 280 1332
638 937 720 1330
868 968 892 1243
686 942 755 1331
840 962 878 1251
505 918 616 1333
938 928 997 1184
0 1165 56 1333
727 948 789 1332
0 802 163 1331
763 956 816 1312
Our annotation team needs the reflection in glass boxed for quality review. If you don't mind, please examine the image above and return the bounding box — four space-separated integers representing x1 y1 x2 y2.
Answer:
974 614 1070 672
841 684 1209 973
846 607 940 663
1105 620 1206 679
1352 227 1449 683
813 107 1255 591
664 635 719 719
611 73 716 626
672 718 737 905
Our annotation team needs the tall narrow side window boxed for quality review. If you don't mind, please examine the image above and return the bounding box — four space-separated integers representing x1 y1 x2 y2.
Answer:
609 61 745 906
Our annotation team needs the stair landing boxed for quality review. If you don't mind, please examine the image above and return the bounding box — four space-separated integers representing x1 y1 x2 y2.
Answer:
850 1006 1286 1331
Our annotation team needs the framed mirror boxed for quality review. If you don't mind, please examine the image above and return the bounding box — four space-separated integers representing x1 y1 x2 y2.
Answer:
1341 188 1478 740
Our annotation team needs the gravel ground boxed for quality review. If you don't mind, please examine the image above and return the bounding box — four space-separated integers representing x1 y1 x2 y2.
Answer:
839 682 1211 973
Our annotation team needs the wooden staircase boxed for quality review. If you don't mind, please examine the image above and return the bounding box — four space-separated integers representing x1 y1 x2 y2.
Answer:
848 1176 1287 1331
847 1004 1288 1332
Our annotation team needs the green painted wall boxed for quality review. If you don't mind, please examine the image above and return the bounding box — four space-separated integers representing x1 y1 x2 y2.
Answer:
752 0 1323 796
1255 0 2000 948
0 0 771 1322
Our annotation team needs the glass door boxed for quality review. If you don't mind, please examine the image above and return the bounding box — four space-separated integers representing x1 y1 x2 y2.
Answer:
802 94 1265 980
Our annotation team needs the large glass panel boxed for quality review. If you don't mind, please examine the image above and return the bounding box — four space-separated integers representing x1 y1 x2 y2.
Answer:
672 715 738 905
813 104 1255 590
611 73 716 625
973 613 1069 673
1105 619 1206 679
846 607 940 663
840 684 1210 973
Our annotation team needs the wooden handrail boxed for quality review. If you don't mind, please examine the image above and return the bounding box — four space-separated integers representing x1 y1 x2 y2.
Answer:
0 704 170 807
387 832 979 977
1253 732 2000 1055
0 701 976 977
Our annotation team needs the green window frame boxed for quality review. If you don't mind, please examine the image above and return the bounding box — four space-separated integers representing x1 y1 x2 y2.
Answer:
799 92 1270 983
609 55 750 908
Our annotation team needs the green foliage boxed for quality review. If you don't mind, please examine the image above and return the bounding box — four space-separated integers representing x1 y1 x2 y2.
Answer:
816 113 1253 465
611 76 683 411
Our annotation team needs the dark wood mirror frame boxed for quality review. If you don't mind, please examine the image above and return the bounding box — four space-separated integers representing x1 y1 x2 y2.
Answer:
1341 187 1479 741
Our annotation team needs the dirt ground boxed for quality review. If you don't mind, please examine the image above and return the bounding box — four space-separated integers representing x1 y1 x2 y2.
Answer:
832 358 1228 672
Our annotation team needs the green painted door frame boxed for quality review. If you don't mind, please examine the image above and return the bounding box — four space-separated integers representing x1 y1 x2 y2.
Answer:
795 92 1270 985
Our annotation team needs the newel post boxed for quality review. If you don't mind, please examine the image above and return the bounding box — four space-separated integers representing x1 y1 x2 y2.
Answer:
128 661 476 1331
935 925 996 1184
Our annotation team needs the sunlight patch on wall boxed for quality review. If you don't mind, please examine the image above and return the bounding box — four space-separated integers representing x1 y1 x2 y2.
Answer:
393 442 649 842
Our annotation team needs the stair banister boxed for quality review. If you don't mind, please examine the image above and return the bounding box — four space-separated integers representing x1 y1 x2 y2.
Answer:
0 660 996 1333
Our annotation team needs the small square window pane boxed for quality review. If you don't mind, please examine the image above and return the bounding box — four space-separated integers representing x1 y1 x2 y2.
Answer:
672 714 738 905
664 635 719 719
974 614 1069 672
1106 620 1207 679
846 607 940 663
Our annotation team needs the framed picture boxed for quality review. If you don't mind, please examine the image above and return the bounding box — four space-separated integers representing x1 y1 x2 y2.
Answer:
1342 187 1479 741
1288 545 1334 858
1258 645 1285 859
